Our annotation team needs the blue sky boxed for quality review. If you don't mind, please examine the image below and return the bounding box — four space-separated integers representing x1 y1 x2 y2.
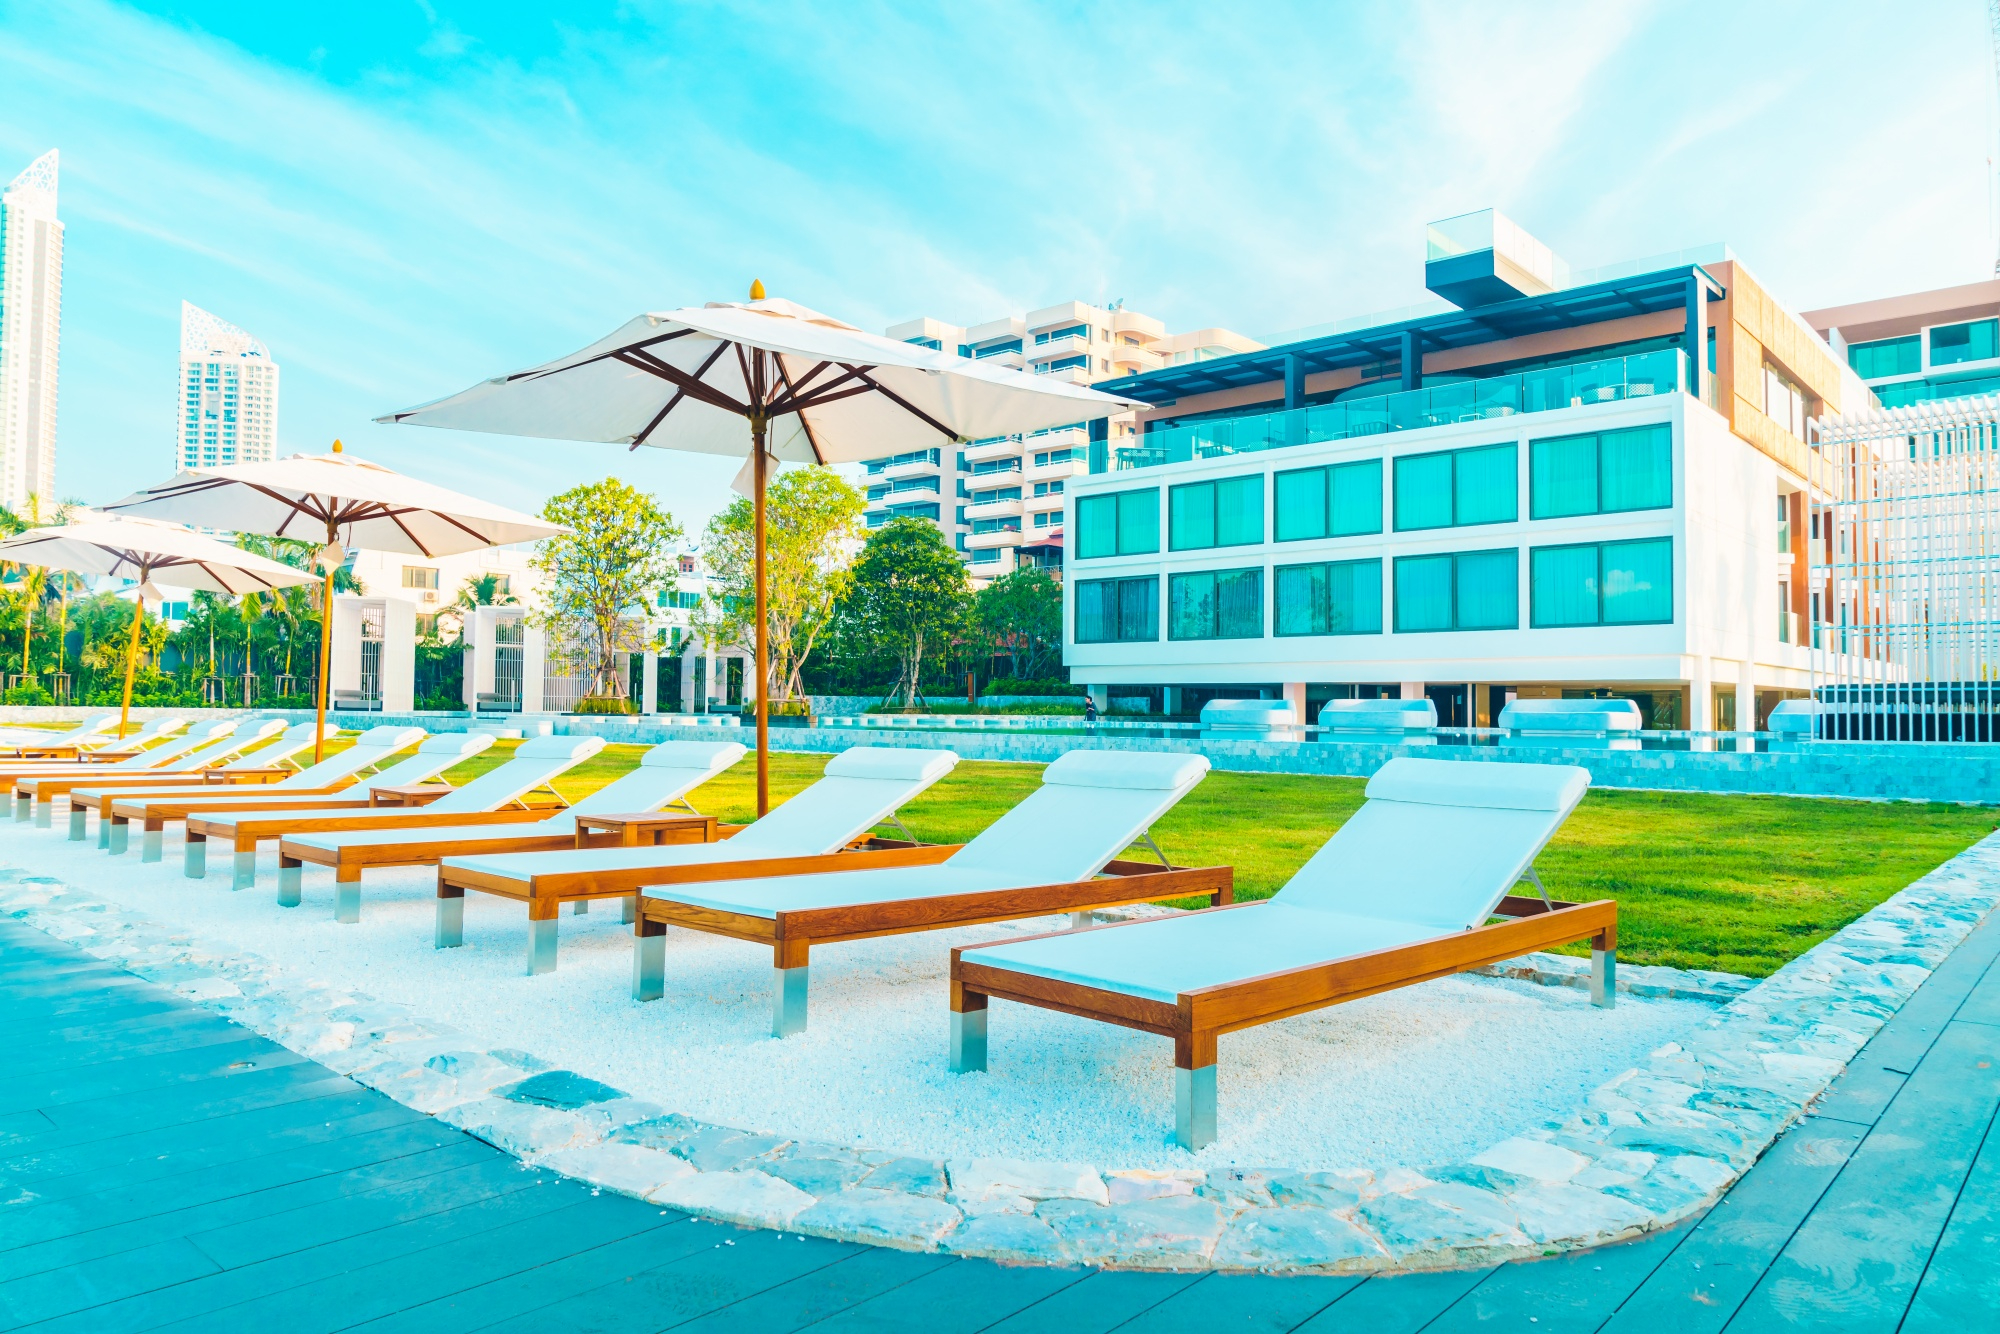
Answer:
1 0 1993 534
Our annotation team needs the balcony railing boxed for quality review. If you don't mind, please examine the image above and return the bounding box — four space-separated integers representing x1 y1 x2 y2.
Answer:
1103 348 1687 473
864 448 941 474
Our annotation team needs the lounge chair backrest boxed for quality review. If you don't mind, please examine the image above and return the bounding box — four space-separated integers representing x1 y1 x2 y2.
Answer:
562 741 747 826
119 718 236 770
169 718 286 769
104 716 187 751
1272 757 1589 930
943 749 1209 885
722 746 959 858
223 721 322 770
425 734 604 814
272 725 425 788
357 731 497 791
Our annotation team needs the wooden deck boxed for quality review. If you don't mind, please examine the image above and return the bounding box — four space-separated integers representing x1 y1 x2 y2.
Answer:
1 908 1995 1332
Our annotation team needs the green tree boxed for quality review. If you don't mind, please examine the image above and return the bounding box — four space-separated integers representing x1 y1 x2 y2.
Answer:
703 468 865 702
533 478 682 702
971 566 1064 684
844 518 970 709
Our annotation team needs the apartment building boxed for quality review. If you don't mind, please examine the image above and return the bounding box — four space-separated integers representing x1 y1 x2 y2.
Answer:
0 150 62 513
1065 209 1870 730
177 302 279 470
876 302 1259 579
1802 280 2000 409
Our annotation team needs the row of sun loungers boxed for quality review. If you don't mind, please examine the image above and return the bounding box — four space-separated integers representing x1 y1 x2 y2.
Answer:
9 717 1614 1149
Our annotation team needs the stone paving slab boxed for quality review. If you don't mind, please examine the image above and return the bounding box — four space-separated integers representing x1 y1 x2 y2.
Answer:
4 831 1999 1276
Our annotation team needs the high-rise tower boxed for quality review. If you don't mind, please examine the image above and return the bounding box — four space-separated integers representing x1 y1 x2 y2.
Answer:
0 150 63 514
177 301 279 470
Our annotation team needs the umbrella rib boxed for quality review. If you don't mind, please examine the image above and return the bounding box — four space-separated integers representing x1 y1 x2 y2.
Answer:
631 341 733 450
734 343 760 413
763 363 867 417
504 328 695 384
615 349 749 416
845 366 959 442
773 358 828 465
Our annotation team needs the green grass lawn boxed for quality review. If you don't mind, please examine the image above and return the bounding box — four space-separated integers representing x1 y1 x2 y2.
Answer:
438 742 1997 979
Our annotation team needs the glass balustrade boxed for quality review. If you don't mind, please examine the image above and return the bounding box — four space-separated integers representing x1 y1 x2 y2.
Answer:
1106 349 1686 473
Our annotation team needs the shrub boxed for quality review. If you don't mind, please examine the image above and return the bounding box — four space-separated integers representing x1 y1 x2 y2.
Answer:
2 684 52 706
982 677 1075 697
572 695 636 716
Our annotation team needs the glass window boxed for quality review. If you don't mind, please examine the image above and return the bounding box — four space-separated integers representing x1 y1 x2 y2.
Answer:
1395 444 1516 530
1170 476 1263 550
1075 576 1158 642
1848 335 1920 379
1274 459 1382 541
1394 549 1517 632
1930 318 1999 367
1762 364 1809 439
1531 424 1671 518
1076 488 1158 558
1275 559 1382 636
1531 538 1672 627
1168 568 1263 640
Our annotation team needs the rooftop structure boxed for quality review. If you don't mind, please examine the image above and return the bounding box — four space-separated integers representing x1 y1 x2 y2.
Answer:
1803 280 2000 412
0 150 63 513
875 301 1260 580
177 302 279 471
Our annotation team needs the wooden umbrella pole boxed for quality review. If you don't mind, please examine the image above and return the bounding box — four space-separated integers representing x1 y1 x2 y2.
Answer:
118 582 145 739
314 565 333 763
752 417 770 817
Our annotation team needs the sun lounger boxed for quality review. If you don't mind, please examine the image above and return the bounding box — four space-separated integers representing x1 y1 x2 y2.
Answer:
609 749 1223 1036
1 719 191 806
19 719 289 831
226 734 607 919
0 713 120 758
119 724 428 872
436 745 963 974
170 732 500 888
8 719 225 824
66 721 328 853
948 757 1609 1149
275 739 748 920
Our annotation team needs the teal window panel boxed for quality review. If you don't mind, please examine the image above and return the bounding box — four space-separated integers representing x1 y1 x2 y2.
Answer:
1848 335 1920 379
1075 575 1158 642
1602 537 1673 624
1170 476 1264 550
1330 458 1383 535
1273 458 1380 541
1273 467 1327 542
1930 318 1998 367
1528 537 1672 627
1394 451 1455 530
1455 548 1518 629
1598 425 1672 512
1075 495 1117 558
1168 567 1263 640
1453 444 1518 526
1116 489 1159 555
1393 554 1454 632
1530 544 1601 626
1275 558 1382 636
1169 483 1214 549
1530 432 1599 519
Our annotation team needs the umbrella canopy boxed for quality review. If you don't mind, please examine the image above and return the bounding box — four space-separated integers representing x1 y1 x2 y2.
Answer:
378 292 1147 815
0 513 318 735
102 450 565 557
103 449 569 759
375 296 1145 466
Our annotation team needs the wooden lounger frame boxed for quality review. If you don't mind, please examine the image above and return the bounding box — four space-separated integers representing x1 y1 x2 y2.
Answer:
625 854 1235 1037
950 894 1617 1150
281 813 722 925
180 804 559 898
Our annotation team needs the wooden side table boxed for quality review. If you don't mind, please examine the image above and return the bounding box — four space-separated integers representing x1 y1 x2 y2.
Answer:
203 766 295 785
573 812 718 848
369 783 454 807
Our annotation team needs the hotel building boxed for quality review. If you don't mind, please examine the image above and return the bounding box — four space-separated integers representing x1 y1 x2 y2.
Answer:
177 302 279 471
877 302 1259 579
1064 210 1871 731
1802 280 2000 409
0 150 63 514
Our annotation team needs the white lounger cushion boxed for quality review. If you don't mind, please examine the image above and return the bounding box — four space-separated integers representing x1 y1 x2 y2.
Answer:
284 739 745 853
635 747 1208 915
420 734 604 815
960 756 1591 1002
191 732 496 830
438 746 958 884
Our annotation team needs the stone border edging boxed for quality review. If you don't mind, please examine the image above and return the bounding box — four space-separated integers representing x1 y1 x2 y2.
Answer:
4 830 1996 1272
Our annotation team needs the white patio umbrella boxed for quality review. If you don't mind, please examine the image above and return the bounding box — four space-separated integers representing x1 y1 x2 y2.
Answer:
377 288 1145 813
0 514 317 738
104 445 566 760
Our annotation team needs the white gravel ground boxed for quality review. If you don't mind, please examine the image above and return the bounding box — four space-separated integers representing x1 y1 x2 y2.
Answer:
0 816 1711 1171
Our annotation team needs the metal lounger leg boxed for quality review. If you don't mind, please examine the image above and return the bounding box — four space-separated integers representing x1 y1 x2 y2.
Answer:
572 899 589 916
1069 911 1093 929
184 836 207 878
619 895 635 924
527 917 557 974
12 792 29 822
950 1008 988 1073
633 930 665 1001
98 816 112 849
107 820 129 855
275 862 300 904
436 894 464 948
235 849 259 893
1175 1065 1217 1151
772 966 809 1038
33 799 52 829
1592 946 1617 1008
67 808 86 841
334 879 361 924
141 830 163 862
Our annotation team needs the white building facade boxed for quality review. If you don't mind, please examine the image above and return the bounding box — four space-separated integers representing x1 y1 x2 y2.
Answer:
177 302 279 471
0 150 63 514
879 302 1259 579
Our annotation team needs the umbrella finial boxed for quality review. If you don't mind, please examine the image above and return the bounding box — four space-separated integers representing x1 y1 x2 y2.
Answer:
332 439 344 453
749 279 766 301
